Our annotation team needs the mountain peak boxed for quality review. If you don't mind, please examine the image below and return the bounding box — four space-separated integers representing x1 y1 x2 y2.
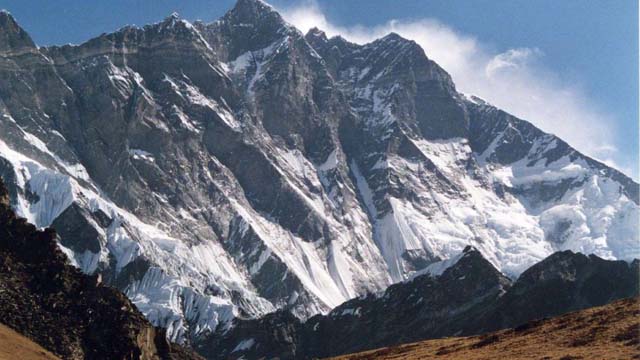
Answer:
442 246 509 285
306 27 328 41
215 0 291 59
407 246 500 283
383 31 402 39
305 27 331 52
147 11 208 44
374 31 421 51
235 0 274 10
0 10 36 52
462 245 479 253
228 0 280 22
379 31 407 43
158 11 191 29
365 31 425 59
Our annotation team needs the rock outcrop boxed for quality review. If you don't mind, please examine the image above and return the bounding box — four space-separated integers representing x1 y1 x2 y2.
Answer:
0 178 202 360
195 247 638 359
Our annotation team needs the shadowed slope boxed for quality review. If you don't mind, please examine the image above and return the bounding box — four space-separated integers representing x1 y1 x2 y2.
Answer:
329 297 640 360
0 178 202 360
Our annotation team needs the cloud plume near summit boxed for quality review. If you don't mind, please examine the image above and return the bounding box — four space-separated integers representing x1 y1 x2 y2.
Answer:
279 1 635 179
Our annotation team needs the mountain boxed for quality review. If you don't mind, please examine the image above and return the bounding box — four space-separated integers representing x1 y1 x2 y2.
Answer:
194 248 639 359
0 0 637 345
0 178 201 359
477 250 640 332
329 296 640 360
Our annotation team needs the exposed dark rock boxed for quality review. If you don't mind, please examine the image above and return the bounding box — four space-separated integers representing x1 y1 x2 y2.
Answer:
195 247 639 359
51 203 103 254
0 10 36 53
0 178 202 360
478 251 640 332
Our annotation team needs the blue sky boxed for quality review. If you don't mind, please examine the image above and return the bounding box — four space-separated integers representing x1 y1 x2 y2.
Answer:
1 0 637 178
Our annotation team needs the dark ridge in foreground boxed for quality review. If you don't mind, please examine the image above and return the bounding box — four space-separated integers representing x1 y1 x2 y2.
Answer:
0 178 202 360
329 297 640 360
196 247 639 359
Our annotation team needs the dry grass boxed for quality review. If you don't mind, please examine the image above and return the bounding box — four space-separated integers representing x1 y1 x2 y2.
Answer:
0 324 59 360
329 297 640 360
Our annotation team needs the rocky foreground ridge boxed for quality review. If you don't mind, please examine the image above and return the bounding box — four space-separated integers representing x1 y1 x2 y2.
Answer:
0 178 202 360
329 297 640 360
196 247 639 359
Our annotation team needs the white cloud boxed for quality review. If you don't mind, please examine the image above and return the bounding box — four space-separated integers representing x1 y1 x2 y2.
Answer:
278 1 637 180
485 48 542 78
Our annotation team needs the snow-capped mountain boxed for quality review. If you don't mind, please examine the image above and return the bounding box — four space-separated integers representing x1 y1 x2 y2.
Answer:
0 0 637 344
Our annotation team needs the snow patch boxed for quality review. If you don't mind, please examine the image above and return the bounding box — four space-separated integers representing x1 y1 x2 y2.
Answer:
232 339 256 353
129 149 155 162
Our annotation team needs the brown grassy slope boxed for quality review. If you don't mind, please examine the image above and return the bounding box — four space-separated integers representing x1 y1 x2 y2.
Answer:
329 297 640 360
0 323 59 360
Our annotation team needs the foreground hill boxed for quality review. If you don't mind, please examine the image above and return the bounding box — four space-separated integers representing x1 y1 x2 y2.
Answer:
0 178 201 360
329 297 640 360
0 324 59 360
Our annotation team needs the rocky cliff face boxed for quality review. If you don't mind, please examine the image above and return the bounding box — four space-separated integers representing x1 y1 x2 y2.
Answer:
0 178 201 359
478 250 640 332
195 248 638 359
328 297 640 360
0 0 637 344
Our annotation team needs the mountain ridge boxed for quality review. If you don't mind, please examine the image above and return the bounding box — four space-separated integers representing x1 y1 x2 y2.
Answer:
328 296 640 360
0 0 637 345
193 246 639 359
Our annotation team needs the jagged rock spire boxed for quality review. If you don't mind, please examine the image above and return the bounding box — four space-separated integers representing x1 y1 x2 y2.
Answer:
0 10 36 52
213 0 292 59
229 0 279 20
305 27 329 46
224 0 287 31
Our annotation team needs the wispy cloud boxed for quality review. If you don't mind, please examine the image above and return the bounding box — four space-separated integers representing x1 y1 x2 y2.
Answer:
278 1 636 179
485 48 542 78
